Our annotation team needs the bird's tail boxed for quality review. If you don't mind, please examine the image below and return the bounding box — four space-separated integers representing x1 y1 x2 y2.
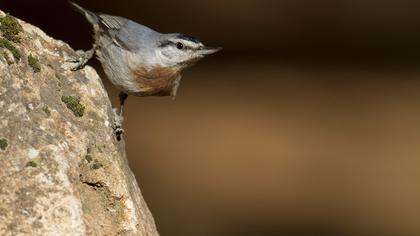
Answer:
69 1 98 25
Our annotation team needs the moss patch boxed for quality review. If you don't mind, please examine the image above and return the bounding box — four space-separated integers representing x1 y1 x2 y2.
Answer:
85 154 93 163
85 147 93 162
0 14 23 42
1 51 13 65
91 160 103 170
0 38 21 61
61 95 85 117
0 138 8 150
28 54 41 73
26 161 38 168
42 105 51 116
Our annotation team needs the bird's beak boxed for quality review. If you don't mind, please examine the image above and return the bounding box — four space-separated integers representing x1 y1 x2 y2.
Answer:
198 46 222 55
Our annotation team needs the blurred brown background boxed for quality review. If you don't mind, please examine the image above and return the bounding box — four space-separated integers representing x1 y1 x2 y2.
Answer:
2 0 420 235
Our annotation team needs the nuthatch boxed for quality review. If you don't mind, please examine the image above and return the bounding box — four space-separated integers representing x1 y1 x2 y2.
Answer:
69 2 221 140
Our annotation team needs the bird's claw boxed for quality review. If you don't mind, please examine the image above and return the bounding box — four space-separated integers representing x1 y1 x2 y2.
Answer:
112 108 125 141
114 125 124 141
64 49 95 71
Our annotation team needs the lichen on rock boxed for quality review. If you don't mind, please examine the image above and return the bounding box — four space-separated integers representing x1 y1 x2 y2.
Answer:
0 14 23 42
28 54 41 73
1 50 14 65
61 95 85 117
0 138 7 150
0 38 21 61
25 160 38 168
42 105 51 116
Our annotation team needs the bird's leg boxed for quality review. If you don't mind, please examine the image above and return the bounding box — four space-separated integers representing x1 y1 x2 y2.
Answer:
66 44 97 71
114 92 128 141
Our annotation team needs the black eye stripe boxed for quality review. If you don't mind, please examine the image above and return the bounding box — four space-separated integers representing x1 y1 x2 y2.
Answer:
180 45 194 50
175 42 195 50
159 40 195 50
177 34 201 44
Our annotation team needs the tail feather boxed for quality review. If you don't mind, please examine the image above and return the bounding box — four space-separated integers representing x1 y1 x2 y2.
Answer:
69 1 98 25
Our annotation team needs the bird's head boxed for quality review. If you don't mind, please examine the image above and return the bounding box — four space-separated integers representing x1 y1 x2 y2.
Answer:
156 33 221 69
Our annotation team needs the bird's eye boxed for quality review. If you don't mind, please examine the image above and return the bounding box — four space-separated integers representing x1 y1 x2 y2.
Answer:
176 42 184 50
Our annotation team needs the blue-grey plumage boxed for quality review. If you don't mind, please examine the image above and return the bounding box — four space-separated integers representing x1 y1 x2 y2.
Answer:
69 2 220 97
69 2 221 140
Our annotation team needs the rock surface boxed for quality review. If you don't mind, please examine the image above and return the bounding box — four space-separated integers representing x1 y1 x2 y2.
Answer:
0 10 158 236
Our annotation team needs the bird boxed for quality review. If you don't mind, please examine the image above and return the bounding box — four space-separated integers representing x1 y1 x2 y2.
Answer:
68 2 221 140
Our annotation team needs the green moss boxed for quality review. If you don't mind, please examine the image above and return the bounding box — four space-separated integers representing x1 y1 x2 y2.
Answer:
26 161 37 168
91 160 103 170
42 105 51 116
0 14 23 42
61 95 85 117
85 147 93 162
85 154 93 163
1 51 13 65
0 138 8 150
28 54 41 73
0 38 21 61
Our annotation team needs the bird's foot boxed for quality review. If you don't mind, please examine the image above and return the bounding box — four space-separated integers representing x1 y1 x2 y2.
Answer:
64 48 95 71
114 126 124 141
112 108 125 141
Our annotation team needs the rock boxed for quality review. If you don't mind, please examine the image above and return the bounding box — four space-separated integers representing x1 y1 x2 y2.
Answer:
0 10 158 236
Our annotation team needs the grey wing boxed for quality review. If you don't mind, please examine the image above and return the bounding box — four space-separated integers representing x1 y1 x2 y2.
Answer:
97 14 158 52
97 14 130 49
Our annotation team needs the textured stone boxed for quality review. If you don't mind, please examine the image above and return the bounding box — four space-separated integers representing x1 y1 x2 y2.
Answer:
0 10 158 236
